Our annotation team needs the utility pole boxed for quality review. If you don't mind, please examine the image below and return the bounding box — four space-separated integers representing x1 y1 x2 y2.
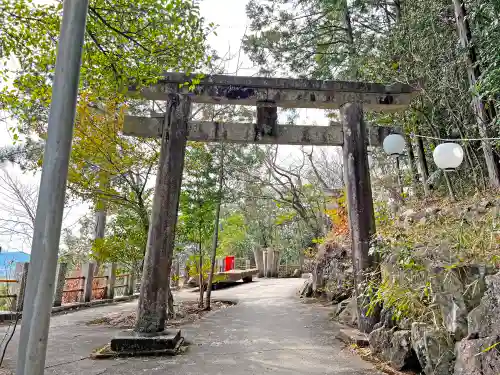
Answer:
15 1 89 374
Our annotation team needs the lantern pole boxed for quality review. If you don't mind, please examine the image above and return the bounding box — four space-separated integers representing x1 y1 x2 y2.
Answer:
396 156 403 196
444 171 456 201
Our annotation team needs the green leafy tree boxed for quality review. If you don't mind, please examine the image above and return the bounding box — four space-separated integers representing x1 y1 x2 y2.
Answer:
59 215 95 270
178 142 218 307
245 0 500 195
0 0 210 136
218 212 250 258
91 207 147 276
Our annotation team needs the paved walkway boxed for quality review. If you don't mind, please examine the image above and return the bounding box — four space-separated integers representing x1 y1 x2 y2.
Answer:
1 278 379 375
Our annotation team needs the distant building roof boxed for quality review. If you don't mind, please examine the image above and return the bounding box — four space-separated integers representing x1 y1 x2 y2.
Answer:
0 251 30 277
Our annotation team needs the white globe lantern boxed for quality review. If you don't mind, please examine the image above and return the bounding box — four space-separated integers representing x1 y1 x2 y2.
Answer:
383 134 406 156
433 142 464 171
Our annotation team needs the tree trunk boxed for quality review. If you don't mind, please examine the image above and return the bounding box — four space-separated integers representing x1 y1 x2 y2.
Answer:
394 0 402 22
272 250 280 277
341 0 354 52
205 143 225 310
166 287 174 319
404 135 419 197
453 0 500 188
265 248 274 278
92 207 107 276
253 248 264 277
415 137 430 196
341 0 357 78
198 241 204 308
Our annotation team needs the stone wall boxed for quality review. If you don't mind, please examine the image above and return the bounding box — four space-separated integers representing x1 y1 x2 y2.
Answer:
304 197 500 375
367 264 500 374
365 197 500 375
299 238 353 303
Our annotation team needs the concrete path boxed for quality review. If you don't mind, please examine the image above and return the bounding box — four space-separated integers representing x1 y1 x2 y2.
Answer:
1 278 379 375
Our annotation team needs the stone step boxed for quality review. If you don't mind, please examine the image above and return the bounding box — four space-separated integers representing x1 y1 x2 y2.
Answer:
337 328 369 347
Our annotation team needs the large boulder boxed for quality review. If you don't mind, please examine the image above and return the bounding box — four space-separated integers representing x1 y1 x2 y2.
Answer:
186 277 198 287
369 327 417 370
467 272 500 339
333 298 352 317
299 277 313 298
380 307 396 329
312 239 353 302
337 297 358 327
454 336 500 375
411 323 455 375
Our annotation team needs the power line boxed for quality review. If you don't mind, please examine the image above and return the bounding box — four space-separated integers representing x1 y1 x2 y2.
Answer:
409 133 500 142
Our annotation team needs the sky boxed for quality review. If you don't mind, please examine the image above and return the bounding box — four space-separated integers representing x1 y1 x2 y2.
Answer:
0 0 332 252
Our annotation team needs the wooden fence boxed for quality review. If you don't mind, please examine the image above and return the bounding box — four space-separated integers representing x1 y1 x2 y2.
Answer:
0 262 136 312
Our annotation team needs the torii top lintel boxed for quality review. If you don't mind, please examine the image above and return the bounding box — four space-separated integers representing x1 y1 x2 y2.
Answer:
129 72 417 111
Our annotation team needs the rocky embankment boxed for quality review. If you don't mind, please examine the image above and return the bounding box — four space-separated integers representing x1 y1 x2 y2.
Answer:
300 198 500 374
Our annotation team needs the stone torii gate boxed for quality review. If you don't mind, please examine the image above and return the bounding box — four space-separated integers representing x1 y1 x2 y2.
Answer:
125 72 415 336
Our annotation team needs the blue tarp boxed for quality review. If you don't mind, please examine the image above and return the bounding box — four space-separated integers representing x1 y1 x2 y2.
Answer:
0 252 30 278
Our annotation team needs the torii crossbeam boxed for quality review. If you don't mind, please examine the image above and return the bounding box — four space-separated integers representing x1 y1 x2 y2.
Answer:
130 72 413 110
126 72 415 340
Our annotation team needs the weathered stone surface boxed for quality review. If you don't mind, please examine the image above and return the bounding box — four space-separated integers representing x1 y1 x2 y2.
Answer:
299 278 313 298
312 240 353 302
380 307 396 329
434 291 468 341
425 207 440 216
467 272 500 339
337 297 358 327
333 298 352 317
454 336 500 375
369 328 416 370
400 208 417 221
431 265 496 340
398 318 412 331
124 117 345 146
369 307 394 331
390 330 416 370
338 328 369 347
110 330 181 353
411 323 455 375
369 328 393 360
137 72 416 111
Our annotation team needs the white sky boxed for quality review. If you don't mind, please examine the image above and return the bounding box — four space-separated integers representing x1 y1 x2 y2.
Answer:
0 0 333 252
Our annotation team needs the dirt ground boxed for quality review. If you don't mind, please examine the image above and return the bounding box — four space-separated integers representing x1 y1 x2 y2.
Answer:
86 300 233 329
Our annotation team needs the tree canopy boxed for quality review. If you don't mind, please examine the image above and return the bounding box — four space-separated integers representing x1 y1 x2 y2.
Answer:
245 0 500 193
0 0 211 137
